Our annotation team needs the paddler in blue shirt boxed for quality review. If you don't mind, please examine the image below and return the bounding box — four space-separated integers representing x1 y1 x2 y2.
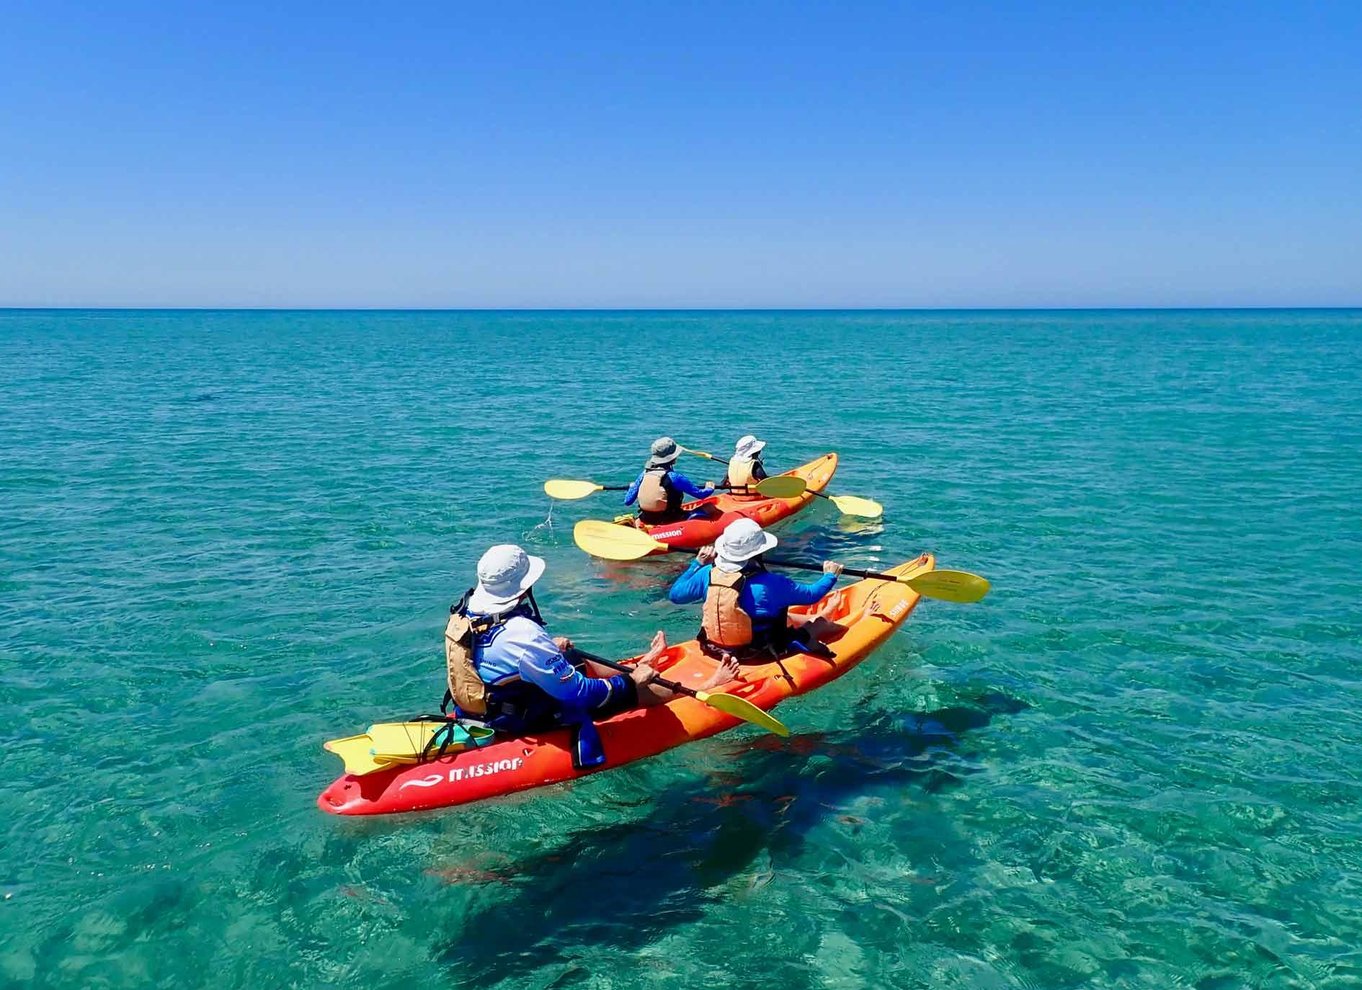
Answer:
445 544 737 768
668 518 848 658
623 436 716 525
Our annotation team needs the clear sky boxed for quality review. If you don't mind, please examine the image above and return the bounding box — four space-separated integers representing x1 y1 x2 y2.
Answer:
1 1 1358 308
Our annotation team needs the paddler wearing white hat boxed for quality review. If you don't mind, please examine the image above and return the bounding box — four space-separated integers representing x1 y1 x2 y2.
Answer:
667 518 847 657
719 434 770 495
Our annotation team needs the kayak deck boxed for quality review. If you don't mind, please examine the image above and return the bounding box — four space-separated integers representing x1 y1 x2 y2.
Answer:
318 553 934 816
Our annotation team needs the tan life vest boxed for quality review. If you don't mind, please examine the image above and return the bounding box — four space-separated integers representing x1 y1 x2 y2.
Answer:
726 455 755 488
444 611 490 716
637 468 671 513
702 569 754 649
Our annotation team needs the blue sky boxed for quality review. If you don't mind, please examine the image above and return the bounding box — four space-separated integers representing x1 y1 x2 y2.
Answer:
1 1 1358 307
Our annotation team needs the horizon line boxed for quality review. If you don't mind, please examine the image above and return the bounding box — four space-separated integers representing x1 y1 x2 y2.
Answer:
3 305 1361 314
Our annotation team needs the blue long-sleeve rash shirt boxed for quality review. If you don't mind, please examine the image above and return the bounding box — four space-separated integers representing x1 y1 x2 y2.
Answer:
472 615 623 709
668 561 838 630
623 469 712 506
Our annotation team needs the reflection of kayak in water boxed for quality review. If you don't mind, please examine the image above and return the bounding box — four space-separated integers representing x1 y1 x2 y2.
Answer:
317 553 934 816
619 453 838 554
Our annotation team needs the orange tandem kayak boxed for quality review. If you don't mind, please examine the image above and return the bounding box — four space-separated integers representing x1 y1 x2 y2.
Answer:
317 553 934 816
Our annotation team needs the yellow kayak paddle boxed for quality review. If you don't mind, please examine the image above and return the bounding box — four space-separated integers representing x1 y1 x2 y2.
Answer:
544 479 630 500
545 475 808 501
324 720 495 776
576 649 789 737
324 734 396 776
810 490 883 519
571 521 989 601
574 519 669 560
765 558 990 603
679 446 881 518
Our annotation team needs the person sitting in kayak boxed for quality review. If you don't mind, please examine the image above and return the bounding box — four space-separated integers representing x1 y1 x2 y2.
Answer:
623 436 716 525
445 544 738 768
667 518 848 659
719 434 770 498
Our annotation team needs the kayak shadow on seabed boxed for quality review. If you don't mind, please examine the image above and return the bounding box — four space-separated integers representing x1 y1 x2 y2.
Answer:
432 691 1027 984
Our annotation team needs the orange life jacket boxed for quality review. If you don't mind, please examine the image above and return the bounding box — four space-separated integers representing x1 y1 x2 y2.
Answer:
702 568 754 648
637 468 674 513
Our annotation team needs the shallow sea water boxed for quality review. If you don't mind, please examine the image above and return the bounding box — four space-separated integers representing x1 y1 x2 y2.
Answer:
2 309 1361 989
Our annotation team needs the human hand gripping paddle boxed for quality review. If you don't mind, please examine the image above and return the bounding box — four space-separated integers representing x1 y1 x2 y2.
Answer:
678 446 883 519
572 647 790 737
544 475 808 501
571 522 990 603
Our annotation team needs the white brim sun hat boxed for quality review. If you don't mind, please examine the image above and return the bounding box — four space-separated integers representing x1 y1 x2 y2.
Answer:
715 518 778 572
734 435 767 459
467 544 547 614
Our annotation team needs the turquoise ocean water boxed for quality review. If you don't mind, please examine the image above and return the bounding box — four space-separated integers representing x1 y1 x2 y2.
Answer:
3 309 1361 989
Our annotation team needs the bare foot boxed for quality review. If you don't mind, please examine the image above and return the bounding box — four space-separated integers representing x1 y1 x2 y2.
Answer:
697 654 741 691
833 597 886 630
809 590 846 622
642 629 668 663
847 598 889 625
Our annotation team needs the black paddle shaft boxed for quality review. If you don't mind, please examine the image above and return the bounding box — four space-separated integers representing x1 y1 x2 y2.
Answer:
764 557 898 583
601 483 761 492
572 648 699 699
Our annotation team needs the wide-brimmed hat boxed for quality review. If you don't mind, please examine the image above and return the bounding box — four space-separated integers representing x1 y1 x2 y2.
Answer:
467 544 546 613
715 518 778 572
734 434 766 459
646 436 681 468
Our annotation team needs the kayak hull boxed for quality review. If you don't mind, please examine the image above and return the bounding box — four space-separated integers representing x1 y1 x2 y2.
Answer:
630 452 837 554
317 553 933 816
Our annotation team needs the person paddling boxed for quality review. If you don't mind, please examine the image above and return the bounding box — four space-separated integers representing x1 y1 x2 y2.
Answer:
623 436 716 525
667 518 852 659
719 434 770 495
445 544 737 768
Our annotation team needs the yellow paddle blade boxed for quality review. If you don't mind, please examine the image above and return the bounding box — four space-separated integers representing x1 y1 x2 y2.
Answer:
750 476 807 498
902 569 991 603
694 690 790 737
368 721 495 761
365 721 443 757
681 446 716 460
323 734 399 776
573 519 669 560
829 493 883 519
544 479 605 500
325 721 497 775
